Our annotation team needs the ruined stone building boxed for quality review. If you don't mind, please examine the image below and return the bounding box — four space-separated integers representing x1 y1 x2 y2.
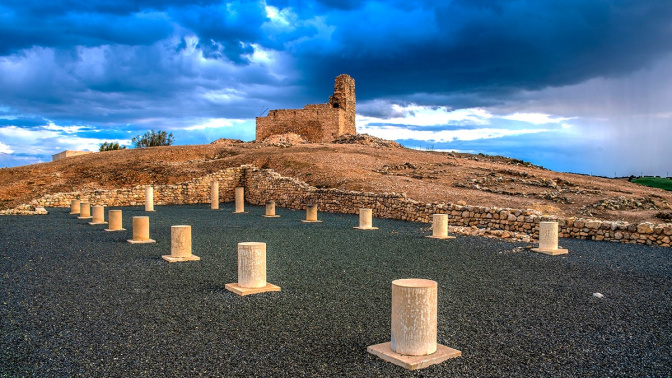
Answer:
52 150 92 161
255 74 356 142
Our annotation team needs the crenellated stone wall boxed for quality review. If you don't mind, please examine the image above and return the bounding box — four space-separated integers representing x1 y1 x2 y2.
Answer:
3 165 671 247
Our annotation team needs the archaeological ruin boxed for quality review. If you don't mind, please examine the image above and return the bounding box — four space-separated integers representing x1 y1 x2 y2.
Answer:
255 74 356 142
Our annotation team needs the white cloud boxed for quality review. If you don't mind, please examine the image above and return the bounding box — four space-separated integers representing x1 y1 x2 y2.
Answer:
245 43 272 64
356 104 566 143
357 105 493 127
0 125 131 158
0 141 13 154
501 112 573 125
42 122 88 134
358 124 550 143
202 89 246 103
264 5 293 27
184 118 248 130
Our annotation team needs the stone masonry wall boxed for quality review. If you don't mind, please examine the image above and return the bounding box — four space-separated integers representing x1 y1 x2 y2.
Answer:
244 166 672 248
52 150 93 162
255 74 355 142
3 165 671 247
256 107 342 142
3 167 244 211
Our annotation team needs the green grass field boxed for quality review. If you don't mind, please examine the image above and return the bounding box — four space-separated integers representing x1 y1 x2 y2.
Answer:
631 176 672 191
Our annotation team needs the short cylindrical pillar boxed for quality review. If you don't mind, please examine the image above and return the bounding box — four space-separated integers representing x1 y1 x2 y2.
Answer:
265 201 276 216
306 204 318 221
170 225 192 258
538 221 559 250
432 214 448 238
391 279 438 356
91 205 105 223
70 199 80 214
132 216 151 241
108 210 123 230
360 208 373 228
79 202 91 218
238 242 266 288
211 181 219 210
234 187 244 213
145 186 154 211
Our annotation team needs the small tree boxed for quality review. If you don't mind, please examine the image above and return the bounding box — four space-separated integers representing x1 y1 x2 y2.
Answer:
99 142 127 151
132 130 174 148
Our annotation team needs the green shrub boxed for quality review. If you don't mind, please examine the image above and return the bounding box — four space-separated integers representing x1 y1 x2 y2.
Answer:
99 142 127 151
132 130 174 148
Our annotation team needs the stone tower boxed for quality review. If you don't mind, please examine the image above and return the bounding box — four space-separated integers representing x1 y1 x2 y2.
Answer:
329 74 356 135
255 74 357 142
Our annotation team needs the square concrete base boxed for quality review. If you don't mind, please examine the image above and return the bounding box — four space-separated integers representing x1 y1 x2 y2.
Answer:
105 228 126 232
88 221 108 225
77 216 92 220
367 342 461 371
531 247 569 255
145 210 156 212
354 226 379 230
301 220 323 223
426 235 456 239
262 215 281 218
225 282 281 296
232 211 248 214
162 255 201 262
70 212 80 215
127 239 156 244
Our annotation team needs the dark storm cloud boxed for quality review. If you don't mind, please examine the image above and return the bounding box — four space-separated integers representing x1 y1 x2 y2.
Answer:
0 5 174 54
290 0 672 102
172 2 268 63
4 0 669 112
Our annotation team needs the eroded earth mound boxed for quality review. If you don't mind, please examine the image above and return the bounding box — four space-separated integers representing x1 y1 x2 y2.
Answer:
1 139 670 224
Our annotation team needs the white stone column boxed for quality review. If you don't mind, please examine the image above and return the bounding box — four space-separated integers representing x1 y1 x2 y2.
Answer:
238 242 266 288
225 242 281 296
127 216 155 244
70 199 81 215
354 208 378 230
262 200 280 218
302 204 322 223
532 221 568 255
233 187 245 213
163 225 200 262
367 279 461 370
89 205 107 225
391 279 438 356
211 181 219 210
105 210 125 231
426 214 454 239
78 202 92 219
145 186 155 212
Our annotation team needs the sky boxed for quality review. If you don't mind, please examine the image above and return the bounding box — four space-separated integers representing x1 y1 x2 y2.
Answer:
0 0 671 176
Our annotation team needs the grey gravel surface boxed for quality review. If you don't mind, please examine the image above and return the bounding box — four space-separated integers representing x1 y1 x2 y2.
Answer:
1 204 671 377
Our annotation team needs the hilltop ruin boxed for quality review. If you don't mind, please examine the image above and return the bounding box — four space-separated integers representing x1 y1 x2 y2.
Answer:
255 74 356 143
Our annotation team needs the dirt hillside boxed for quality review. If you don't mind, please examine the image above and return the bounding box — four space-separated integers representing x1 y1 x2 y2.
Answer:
1 135 670 224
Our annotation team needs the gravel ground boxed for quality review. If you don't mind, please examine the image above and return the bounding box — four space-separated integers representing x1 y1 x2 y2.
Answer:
1 205 671 377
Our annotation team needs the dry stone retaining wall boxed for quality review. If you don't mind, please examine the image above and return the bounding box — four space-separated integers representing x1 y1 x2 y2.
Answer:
3 165 671 247
2 167 244 212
